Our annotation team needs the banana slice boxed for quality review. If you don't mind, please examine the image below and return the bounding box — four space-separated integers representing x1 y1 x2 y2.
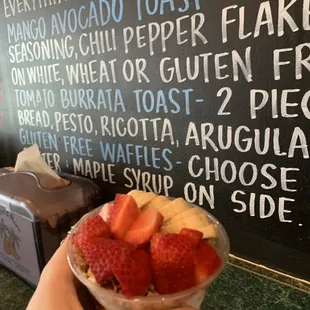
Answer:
143 195 171 211
199 225 218 239
133 192 158 209
161 221 217 239
161 213 203 232
158 198 190 221
163 208 209 226
127 190 144 200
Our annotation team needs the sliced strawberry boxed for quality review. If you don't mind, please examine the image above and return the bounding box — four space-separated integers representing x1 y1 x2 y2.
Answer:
112 249 152 297
150 233 196 294
195 241 222 284
81 238 134 285
179 228 203 246
72 215 110 250
99 203 114 224
110 194 140 239
123 208 163 247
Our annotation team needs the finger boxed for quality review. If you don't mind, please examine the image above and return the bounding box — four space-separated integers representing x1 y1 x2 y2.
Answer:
173 307 197 310
41 237 74 282
44 238 68 269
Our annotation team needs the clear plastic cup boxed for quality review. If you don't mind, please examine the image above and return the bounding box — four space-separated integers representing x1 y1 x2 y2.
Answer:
67 200 230 310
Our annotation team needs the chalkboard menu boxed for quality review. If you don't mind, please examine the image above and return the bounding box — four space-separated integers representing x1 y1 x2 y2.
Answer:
0 0 309 280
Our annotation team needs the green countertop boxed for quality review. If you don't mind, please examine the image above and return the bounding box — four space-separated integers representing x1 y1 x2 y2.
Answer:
0 264 309 310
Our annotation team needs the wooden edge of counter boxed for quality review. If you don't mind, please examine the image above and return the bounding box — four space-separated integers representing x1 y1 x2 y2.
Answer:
228 255 310 294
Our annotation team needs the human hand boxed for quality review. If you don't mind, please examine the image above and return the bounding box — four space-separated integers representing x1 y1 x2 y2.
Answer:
26 238 84 310
26 238 198 310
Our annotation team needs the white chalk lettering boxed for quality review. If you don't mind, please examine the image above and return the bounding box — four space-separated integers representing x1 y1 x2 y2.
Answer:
184 182 215 209
73 158 116 183
54 112 94 134
160 47 252 83
185 123 309 159
123 13 207 56
123 168 173 196
66 60 117 85
231 191 294 223
250 88 310 119
4 0 68 18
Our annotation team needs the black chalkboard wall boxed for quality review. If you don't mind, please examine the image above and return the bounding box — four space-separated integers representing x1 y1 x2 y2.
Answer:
0 0 309 280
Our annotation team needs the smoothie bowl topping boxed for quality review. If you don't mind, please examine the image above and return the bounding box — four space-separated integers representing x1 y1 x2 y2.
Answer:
68 190 229 309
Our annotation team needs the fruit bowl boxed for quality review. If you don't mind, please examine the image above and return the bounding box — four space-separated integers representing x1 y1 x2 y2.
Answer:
67 198 230 310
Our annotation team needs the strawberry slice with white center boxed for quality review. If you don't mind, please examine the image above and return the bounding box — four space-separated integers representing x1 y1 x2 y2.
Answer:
195 241 222 284
112 249 152 297
99 203 114 224
72 215 110 251
81 238 134 285
110 194 140 239
123 208 163 247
